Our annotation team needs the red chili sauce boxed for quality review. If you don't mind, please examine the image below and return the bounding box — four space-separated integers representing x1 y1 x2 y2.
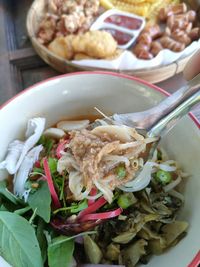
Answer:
105 15 143 30
102 28 133 45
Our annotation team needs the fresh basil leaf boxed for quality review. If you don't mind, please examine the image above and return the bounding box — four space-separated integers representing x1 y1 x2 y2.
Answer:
50 231 97 246
14 206 31 215
28 181 51 223
36 219 47 264
0 211 43 267
0 204 8 211
48 236 74 267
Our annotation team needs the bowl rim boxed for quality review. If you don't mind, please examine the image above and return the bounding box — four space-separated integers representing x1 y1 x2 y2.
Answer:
0 70 199 130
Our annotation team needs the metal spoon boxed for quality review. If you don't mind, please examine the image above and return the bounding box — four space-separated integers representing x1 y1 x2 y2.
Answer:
92 73 200 159
113 72 200 158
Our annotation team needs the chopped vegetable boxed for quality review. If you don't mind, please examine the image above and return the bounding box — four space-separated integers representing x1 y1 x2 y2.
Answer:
70 199 88 214
56 140 68 159
116 165 126 179
156 170 172 185
38 135 54 155
88 188 98 206
43 157 61 209
48 158 58 174
79 208 123 222
117 193 137 209
78 197 107 218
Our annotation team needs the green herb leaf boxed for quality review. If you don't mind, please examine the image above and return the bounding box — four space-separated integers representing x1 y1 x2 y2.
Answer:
36 219 48 263
0 211 43 267
48 158 58 174
0 181 21 205
71 199 88 213
48 236 74 267
37 135 54 155
28 181 51 223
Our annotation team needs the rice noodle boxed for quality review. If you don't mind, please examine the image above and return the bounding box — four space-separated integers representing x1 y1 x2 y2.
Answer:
163 176 182 192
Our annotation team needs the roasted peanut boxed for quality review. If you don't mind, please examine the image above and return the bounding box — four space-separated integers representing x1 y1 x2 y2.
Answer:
189 27 200 40
150 41 163 56
158 3 187 22
160 36 185 52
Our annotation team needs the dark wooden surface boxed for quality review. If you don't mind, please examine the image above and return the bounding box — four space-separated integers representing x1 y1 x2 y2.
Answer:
0 0 199 122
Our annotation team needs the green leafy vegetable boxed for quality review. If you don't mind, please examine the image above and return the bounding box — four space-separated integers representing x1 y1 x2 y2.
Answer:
36 218 48 263
0 181 21 205
48 158 58 174
0 211 43 267
28 181 51 223
156 170 172 185
48 236 74 267
14 206 31 215
53 199 88 215
38 135 54 155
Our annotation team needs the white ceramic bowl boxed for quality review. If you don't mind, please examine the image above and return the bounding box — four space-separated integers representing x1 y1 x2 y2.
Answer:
0 72 199 267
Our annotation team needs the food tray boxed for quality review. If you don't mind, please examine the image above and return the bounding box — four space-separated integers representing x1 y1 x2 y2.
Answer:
26 0 199 84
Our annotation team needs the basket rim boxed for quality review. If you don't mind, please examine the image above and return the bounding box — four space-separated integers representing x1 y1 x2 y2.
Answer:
26 0 196 74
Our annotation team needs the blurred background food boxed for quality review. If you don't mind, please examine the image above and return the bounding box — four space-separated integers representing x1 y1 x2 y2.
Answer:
34 0 200 61
24 0 200 83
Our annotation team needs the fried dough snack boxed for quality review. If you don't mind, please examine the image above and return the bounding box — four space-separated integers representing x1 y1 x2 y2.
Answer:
48 31 118 60
48 35 74 59
71 31 117 58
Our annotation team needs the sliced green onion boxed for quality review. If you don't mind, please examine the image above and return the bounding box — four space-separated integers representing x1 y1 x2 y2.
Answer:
116 165 126 179
117 193 137 209
156 170 172 185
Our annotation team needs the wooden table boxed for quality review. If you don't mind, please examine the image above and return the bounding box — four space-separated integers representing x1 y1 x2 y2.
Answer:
0 0 200 121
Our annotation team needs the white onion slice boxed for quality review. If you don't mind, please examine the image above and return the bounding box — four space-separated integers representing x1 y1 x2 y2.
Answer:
118 162 153 192
0 117 45 175
163 176 182 192
159 163 177 172
104 155 130 167
69 171 84 199
13 145 43 197
57 120 89 132
0 140 24 174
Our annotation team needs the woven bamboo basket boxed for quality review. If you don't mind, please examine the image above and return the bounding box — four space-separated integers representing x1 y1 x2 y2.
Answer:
26 0 200 83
